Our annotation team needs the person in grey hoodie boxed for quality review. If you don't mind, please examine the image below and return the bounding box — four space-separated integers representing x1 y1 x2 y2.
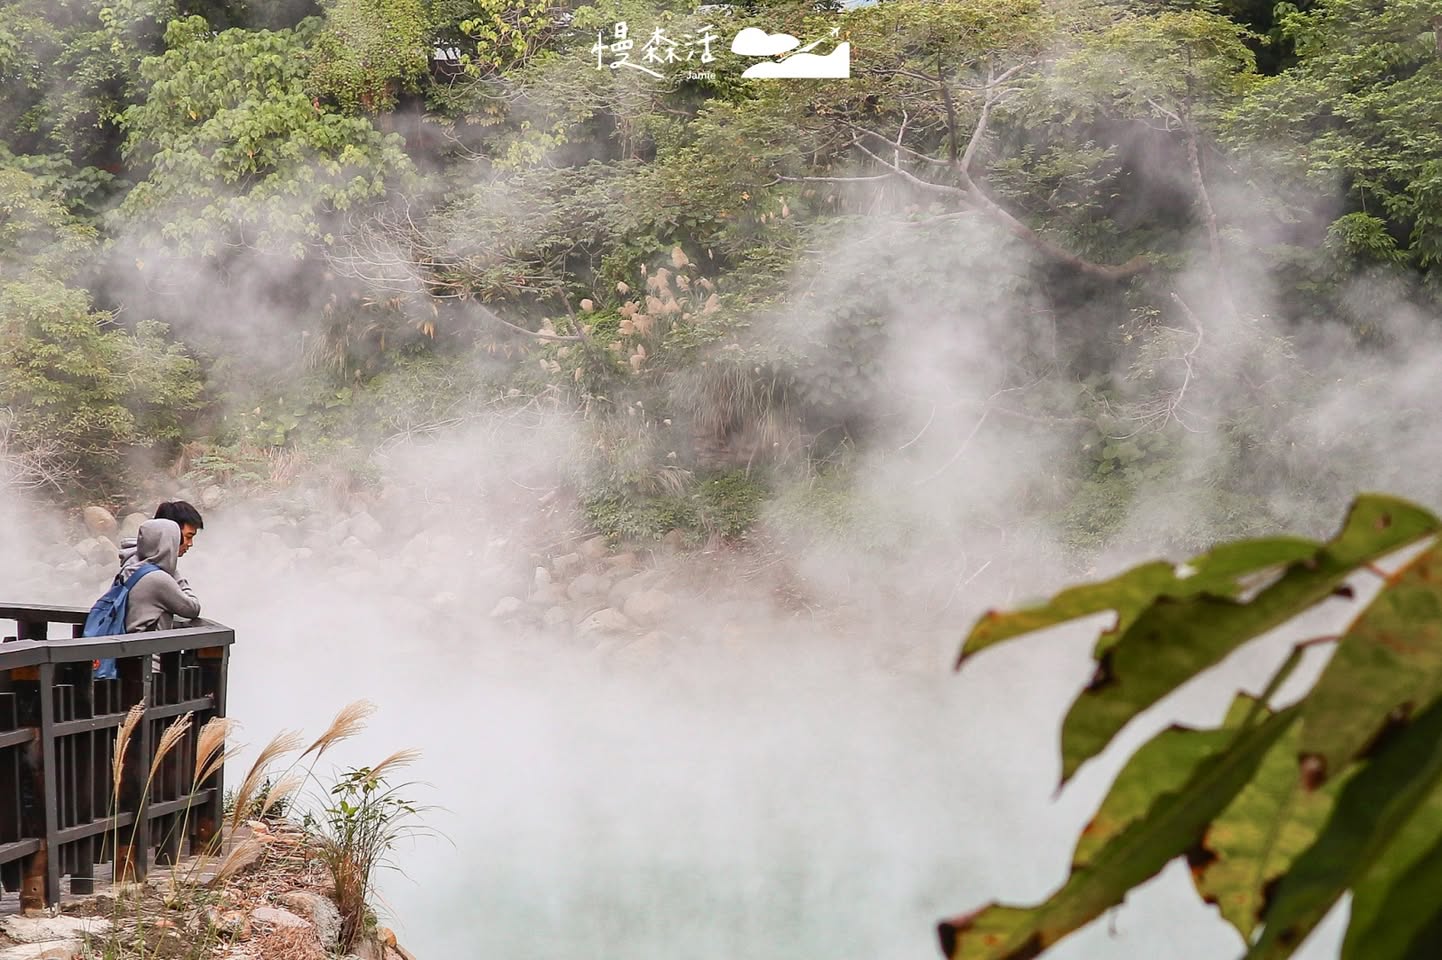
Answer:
121 519 201 632
116 500 204 573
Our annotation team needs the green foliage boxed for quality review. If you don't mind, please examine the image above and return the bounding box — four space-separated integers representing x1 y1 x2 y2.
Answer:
945 494 1442 958
0 166 97 279
452 0 554 76
584 491 700 543
117 15 412 256
584 468 766 542
0 277 202 490
0 0 175 159
1228 0 1442 271
308 0 429 113
307 767 427 950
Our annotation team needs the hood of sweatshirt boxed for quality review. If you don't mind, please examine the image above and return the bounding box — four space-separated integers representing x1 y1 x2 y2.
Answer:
119 519 181 581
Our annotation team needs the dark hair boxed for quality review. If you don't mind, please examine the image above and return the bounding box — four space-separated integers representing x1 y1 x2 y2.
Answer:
154 500 204 529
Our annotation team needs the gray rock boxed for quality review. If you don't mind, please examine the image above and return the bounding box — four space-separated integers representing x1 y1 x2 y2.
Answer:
201 907 249 939
608 572 653 608
0 916 110 943
612 631 670 665
580 535 609 560
489 596 525 619
277 891 342 948
200 484 224 509
74 538 114 567
577 607 634 636
552 552 584 579
252 905 310 930
623 588 673 628
603 551 639 573
542 606 569 628
566 572 607 602
82 506 117 539
533 566 552 590
530 583 566 606
660 528 687 550
56 559 87 575
0 940 84 960
119 512 147 541
348 511 384 545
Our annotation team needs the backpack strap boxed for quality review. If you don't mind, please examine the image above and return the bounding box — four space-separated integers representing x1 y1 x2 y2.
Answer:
121 562 160 591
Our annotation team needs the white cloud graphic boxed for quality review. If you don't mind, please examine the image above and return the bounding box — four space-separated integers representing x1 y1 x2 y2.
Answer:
731 27 799 57
740 42 850 79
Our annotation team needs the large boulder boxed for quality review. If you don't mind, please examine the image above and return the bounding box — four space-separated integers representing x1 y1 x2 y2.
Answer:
118 512 147 541
251 906 309 930
565 572 608 602
623 588 673 628
348 511 384 546
577 607 634 637
277 891 342 949
607 572 654 608
551 552 584 579
489 596 525 619
0 916 110 943
74 538 115 567
82 506 117 539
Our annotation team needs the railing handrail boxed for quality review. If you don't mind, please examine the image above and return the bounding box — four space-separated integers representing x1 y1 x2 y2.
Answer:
0 603 233 908
0 604 90 624
0 624 235 666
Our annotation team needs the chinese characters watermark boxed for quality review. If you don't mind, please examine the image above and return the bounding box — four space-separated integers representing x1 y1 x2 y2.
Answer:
593 22 719 79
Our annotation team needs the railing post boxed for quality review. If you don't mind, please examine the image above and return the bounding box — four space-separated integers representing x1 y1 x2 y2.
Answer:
115 658 152 886
17 677 45 913
36 662 60 907
191 646 228 850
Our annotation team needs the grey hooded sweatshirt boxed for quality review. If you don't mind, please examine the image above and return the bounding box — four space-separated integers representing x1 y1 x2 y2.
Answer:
122 519 201 632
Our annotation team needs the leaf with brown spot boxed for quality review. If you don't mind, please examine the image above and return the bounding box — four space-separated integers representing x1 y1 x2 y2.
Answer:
1247 697 1442 959
1300 538 1442 787
1057 495 1439 786
958 536 1321 669
1193 718 1346 941
938 707 1297 960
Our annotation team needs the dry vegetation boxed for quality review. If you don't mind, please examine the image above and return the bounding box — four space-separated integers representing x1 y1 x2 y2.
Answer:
56 701 426 960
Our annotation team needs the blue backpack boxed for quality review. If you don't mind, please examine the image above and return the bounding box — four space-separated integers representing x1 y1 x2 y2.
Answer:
86 563 159 680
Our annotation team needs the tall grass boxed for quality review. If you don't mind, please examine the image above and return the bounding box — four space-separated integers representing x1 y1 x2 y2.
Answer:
89 699 427 959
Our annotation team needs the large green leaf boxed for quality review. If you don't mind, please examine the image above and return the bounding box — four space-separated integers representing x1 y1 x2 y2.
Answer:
1247 696 1442 959
1056 495 1439 785
958 537 1319 667
1299 539 1442 786
1071 716 1237 867
1192 718 1345 940
1340 777 1442 960
937 706 1298 960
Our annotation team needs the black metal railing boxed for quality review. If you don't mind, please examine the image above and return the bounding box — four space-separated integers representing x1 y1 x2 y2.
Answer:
0 604 232 908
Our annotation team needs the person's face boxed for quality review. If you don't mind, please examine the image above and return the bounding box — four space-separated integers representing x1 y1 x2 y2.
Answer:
179 523 198 557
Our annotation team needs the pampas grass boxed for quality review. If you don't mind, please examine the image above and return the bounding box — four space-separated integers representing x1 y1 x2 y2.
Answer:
148 712 193 782
364 748 422 786
111 701 145 802
301 700 376 760
192 716 235 789
229 730 305 831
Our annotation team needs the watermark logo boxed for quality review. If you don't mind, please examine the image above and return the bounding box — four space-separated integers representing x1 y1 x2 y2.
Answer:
592 22 720 79
732 26 849 78
591 21 849 81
